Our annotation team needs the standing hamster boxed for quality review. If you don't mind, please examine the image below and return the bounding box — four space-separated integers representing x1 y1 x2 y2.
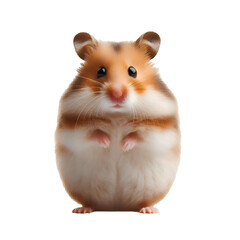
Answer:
55 32 180 214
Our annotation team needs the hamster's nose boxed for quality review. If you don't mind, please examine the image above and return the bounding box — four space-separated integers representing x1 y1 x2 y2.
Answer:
106 85 128 103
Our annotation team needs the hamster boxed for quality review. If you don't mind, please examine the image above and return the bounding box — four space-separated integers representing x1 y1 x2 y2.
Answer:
55 32 180 214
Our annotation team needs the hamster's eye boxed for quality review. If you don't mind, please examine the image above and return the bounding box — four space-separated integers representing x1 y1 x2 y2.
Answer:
128 66 137 78
97 67 107 78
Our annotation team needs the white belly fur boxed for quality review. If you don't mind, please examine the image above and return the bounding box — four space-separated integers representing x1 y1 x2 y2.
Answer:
55 122 180 210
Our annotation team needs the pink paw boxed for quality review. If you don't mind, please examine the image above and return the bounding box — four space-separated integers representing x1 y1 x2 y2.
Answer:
122 138 137 152
139 207 159 214
89 129 110 148
121 132 142 152
97 134 110 148
72 207 93 214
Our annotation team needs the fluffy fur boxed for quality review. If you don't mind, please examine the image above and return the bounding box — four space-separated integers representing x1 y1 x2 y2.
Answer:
55 32 180 213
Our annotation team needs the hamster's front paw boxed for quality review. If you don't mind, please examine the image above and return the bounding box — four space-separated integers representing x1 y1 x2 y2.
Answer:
122 137 137 152
121 132 142 152
89 129 110 148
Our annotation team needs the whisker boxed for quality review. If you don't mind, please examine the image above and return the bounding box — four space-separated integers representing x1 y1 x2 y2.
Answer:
66 88 103 94
91 95 105 117
69 84 103 89
82 95 105 121
78 75 105 86
74 94 99 129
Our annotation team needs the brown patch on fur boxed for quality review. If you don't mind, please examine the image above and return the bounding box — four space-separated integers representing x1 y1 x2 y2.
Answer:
55 144 68 155
129 79 146 94
58 113 111 129
153 75 175 99
77 65 106 95
129 116 178 129
111 42 122 52
61 75 83 99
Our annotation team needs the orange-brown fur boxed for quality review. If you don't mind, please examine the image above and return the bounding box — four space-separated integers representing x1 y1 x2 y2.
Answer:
59 42 176 130
58 114 110 129
62 42 171 100
58 111 177 130
129 116 178 129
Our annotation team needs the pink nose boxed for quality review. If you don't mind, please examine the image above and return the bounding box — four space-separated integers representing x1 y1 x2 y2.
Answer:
107 86 128 103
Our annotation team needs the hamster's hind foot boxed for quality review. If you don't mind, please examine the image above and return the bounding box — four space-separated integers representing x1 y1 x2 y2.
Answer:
139 207 159 214
72 207 93 214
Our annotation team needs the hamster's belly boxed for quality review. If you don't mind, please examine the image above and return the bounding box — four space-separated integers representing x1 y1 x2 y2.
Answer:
55 125 180 210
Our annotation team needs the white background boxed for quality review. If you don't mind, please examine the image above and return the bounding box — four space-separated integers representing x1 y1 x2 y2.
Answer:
0 0 239 239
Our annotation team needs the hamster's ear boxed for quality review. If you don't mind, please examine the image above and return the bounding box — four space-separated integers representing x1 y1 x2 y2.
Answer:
135 32 161 59
73 32 97 60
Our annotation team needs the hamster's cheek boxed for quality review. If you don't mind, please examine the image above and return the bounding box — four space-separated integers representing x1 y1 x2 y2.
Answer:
61 88 94 114
133 89 177 117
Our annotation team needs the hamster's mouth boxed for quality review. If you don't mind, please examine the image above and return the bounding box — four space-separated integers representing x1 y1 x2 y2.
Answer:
107 103 130 116
113 104 122 108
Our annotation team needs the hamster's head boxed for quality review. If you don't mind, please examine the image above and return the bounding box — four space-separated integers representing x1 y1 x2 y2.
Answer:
62 32 176 118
